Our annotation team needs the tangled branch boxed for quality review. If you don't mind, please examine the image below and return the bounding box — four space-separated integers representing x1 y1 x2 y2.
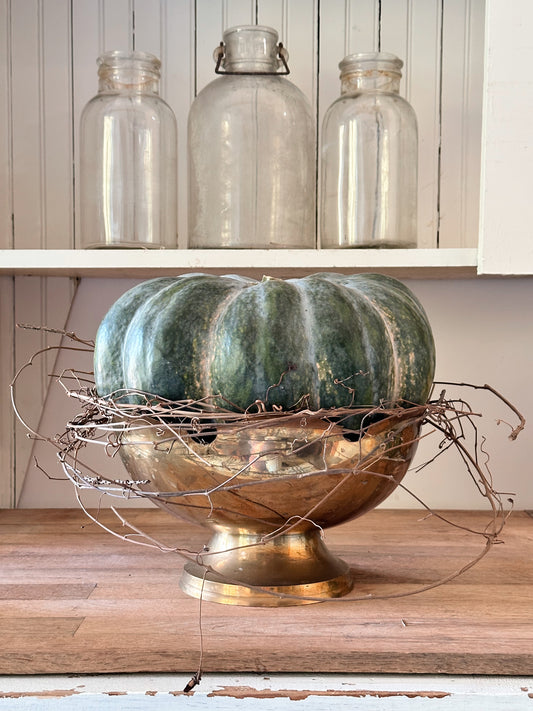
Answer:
11 325 525 688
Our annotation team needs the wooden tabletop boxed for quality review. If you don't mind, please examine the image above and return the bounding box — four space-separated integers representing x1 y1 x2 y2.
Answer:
0 508 531 676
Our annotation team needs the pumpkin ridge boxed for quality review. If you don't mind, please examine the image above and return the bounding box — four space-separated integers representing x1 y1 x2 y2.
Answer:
364 298 400 402
289 279 320 408
94 277 179 399
315 274 392 405
122 277 202 400
346 276 435 405
122 280 183 390
340 282 401 403
340 275 434 405
201 278 252 403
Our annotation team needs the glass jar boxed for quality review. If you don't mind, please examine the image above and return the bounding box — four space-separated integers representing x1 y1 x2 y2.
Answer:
188 25 316 249
320 52 418 248
79 50 177 249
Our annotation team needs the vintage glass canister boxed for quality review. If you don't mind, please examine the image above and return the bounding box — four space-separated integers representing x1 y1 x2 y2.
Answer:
188 25 316 249
320 52 418 248
79 50 177 249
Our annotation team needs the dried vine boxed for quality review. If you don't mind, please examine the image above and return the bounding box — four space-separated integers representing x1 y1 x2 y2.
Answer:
11 325 525 689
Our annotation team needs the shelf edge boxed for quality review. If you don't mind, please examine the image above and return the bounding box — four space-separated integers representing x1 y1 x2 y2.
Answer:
0 248 479 279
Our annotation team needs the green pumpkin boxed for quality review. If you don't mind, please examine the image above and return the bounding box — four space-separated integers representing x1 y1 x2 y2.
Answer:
93 273 435 425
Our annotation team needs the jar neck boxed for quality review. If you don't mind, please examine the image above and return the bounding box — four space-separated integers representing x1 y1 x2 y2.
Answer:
218 25 282 73
97 50 161 94
339 52 402 94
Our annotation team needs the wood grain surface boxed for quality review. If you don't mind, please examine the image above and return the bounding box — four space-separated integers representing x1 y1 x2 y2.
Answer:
0 508 531 675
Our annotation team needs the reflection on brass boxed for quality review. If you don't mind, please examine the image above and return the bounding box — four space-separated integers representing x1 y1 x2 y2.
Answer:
119 411 422 606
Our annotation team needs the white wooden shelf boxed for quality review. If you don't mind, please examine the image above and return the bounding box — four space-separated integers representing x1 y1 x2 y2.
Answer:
0 248 478 279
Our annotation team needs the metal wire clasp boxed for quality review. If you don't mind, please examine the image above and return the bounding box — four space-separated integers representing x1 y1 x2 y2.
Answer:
213 42 290 75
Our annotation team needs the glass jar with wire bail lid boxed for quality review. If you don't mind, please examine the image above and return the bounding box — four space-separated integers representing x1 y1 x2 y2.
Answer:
188 25 316 248
320 52 418 248
79 50 177 249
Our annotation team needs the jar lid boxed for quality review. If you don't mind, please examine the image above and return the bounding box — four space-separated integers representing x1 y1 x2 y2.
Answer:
217 25 285 72
223 24 279 38
97 50 161 75
339 52 403 77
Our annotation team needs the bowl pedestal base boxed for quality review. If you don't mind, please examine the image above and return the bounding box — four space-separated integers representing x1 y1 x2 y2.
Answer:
179 528 354 606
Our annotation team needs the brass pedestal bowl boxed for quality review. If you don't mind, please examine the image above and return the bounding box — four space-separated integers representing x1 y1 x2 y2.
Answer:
119 410 422 606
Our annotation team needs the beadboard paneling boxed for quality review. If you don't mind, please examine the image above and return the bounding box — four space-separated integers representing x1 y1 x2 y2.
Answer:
154 0 194 249
3 0 487 507
6 0 486 250
0 277 14 508
72 0 193 248
440 0 484 248
223 0 255 29
6 2 77 506
13 277 75 505
344 0 380 55
395 0 442 249
0 2 13 508
11 0 73 250
259 0 319 110
319 0 484 249
0 0 11 250
11 1 45 249
195 2 227 94
72 0 133 251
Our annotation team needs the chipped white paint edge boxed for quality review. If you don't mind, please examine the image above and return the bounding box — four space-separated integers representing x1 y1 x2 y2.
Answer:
0 674 532 709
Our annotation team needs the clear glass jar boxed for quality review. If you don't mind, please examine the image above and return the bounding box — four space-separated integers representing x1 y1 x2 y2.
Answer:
188 25 316 249
320 52 418 248
79 51 177 249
